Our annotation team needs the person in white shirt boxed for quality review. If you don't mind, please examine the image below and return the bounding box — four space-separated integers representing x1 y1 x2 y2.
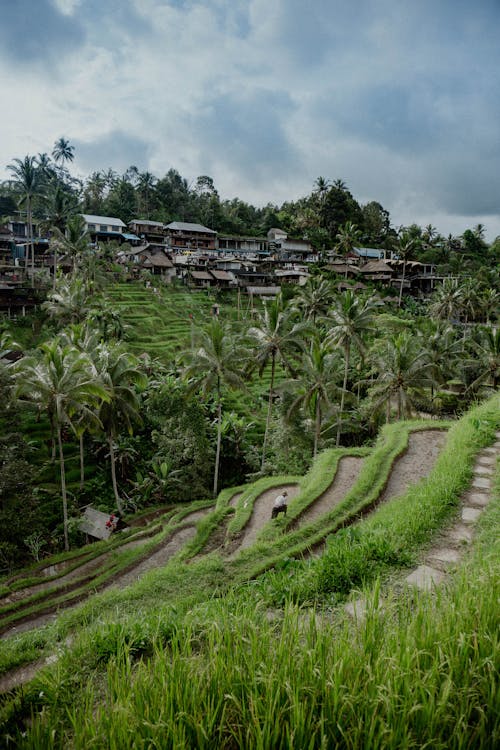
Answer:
271 490 288 518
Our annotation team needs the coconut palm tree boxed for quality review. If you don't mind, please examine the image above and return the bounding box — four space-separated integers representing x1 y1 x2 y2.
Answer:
183 318 247 497
43 274 90 327
282 339 340 457
335 221 361 278
7 156 44 273
52 137 75 167
326 290 379 446
247 294 308 471
429 278 465 322
14 340 109 550
368 332 435 421
291 276 333 325
394 232 418 308
466 326 500 392
95 344 147 513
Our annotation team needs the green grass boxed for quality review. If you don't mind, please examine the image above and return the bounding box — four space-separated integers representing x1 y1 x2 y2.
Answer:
0 396 498 747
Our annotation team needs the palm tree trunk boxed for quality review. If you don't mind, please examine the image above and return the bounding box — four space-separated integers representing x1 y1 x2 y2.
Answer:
314 397 321 458
79 433 85 490
261 353 276 471
213 384 222 498
398 261 406 308
57 427 70 552
108 437 124 514
336 345 350 447
53 243 58 291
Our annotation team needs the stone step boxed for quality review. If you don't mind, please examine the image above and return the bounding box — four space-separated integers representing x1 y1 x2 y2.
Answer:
462 506 483 524
464 492 490 508
405 565 445 591
471 477 491 490
482 447 498 455
427 548 462 568
474 464 494 476
448 524 473 545
476 455 495 467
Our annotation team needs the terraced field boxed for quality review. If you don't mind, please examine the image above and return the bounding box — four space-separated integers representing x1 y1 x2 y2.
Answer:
0 421 454 639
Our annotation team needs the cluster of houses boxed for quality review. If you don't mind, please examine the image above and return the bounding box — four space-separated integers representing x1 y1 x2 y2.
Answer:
0 213 443 313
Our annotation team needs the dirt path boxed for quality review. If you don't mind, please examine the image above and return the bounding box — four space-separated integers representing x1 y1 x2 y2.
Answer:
228 484 299 557
345 432 499 618
378 430 447 503
107 526 197 588
293 457 365 529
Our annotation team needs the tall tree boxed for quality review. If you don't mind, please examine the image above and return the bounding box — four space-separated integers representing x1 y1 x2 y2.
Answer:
248 294 307 470
326 290 379 446
335 221 362 278
283 339 340 458
95 344 147 513
52 137 75 167
7 156 44 274
368 332 434 421
183 318 247 497
394 232 418 308
14 340 108 550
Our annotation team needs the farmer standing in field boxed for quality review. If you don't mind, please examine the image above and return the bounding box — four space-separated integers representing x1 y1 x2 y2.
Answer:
271 490 288 519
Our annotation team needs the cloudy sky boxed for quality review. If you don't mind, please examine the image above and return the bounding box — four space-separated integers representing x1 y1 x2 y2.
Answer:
1 0 499 239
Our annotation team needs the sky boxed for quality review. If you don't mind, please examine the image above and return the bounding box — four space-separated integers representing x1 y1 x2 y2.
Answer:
1 0 499 240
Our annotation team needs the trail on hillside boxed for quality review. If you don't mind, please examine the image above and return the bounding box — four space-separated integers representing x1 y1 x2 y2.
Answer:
227 484 299 557
293 456 365 529
377 429 446 503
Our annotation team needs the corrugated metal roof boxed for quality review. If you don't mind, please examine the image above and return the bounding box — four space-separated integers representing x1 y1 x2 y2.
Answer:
166 221 216 234
82 214 126 227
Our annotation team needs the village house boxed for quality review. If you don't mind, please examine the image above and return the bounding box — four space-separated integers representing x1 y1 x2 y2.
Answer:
165 221 217 254
81 214 140 245
128 219 166 248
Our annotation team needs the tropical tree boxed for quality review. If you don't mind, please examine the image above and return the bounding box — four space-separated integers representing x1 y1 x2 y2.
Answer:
429 278 465 322
282 339 340 457
183 318 247 497
7 156 44 273
95 344 147 514
42 274 90 327
335 221 362 278
13 340 109 550
291 276 333 325
394 232 418 308
247 294 307 470
326 290 379 446
368 332 435 421
52 137 75 167
466 326 500 392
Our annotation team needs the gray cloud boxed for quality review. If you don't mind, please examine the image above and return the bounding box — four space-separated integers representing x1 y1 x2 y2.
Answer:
73 130 152 174
189 89 300 180
0 0 85 64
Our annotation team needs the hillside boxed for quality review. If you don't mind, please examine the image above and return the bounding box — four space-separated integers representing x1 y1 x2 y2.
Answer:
0 396 498 747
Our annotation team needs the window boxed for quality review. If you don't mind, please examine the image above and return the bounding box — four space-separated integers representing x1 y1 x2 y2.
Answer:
88 224 96 231
100 225 108 232
111 225 120 232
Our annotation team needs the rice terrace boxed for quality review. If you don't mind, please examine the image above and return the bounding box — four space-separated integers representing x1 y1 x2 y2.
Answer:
0 148 499 747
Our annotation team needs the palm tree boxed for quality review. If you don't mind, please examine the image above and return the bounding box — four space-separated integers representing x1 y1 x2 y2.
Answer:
7 156 44 274
95 344 147 514
394 232 417 308
14 340 108 550
368 332 435 421
247 294 308 471
52 137 75 167
291 276 333 325
335 221 361 278
282 339 340 457
42 274 90 327
467 326 500 392
326 290 379 445
183 318 247 497
429 278 465 322
137 171 157 218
